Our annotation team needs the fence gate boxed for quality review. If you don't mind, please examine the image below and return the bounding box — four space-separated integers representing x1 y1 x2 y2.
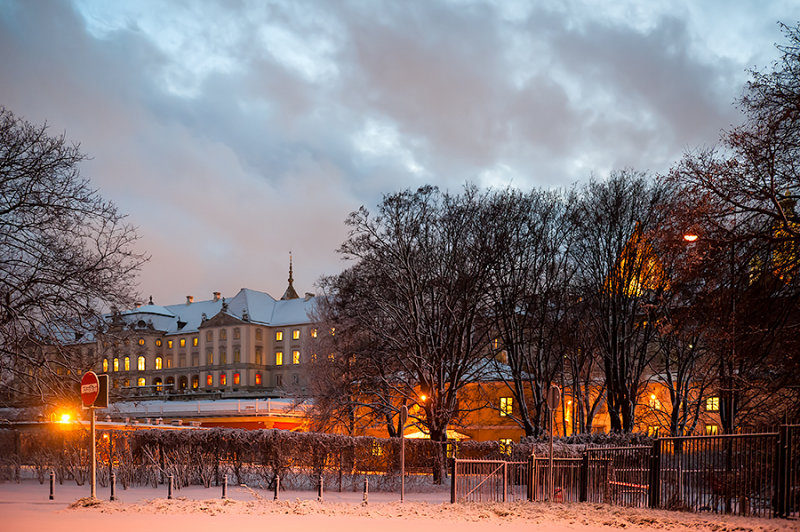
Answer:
450 459 528 503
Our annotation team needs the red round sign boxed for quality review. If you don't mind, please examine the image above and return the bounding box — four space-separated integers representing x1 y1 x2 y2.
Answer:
81 371 100 407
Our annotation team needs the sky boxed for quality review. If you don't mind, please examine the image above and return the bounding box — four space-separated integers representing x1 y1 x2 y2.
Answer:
0 0 797 306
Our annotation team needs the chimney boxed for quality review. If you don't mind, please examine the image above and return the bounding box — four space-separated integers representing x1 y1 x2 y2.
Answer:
304 292 315 301
186 295 194 304
213 292 221 302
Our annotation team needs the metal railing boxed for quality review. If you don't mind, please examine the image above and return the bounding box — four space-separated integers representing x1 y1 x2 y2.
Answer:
450 459 528 502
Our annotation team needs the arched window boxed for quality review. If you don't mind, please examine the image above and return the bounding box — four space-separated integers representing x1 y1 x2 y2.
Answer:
137 377 145 387
178 376 188 390
155 356 162 370
124 356 130 371
113 358 119 372
137 356 145 371
102 359 108 372
154 377 163 391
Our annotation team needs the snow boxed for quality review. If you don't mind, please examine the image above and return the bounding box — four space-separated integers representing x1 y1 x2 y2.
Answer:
1 479 796 532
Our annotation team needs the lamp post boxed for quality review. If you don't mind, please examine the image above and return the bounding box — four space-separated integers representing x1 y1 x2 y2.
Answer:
399 405 407 502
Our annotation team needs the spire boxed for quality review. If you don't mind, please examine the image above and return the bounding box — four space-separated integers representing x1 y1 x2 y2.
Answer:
281 251 299 300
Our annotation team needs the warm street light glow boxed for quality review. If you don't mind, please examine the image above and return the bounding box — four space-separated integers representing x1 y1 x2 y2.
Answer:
683 234 699 242
419 394 427 402
58 413 71 423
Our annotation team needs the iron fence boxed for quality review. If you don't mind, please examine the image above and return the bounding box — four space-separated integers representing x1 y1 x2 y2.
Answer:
450 459 528 502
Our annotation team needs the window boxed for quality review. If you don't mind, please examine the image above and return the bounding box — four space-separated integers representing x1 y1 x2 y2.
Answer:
256 328 262 341
255 373 262 385
500 397 513 417
154 378 162 391
220 373 227 386
206 374 213 386
113 358 119 372
705 424 719 435
311 328 318 338
328 353 335 361
275 331 283 341
191 353 199 367
192 337 198 347
233 373 240 385
180 338 186 348
492 338 500 350
207 351 214 365
166 357 172 369
123 378 130 387
276 351 283 365
155 339 162 347
191 376 199 390
137 377 145 387
647 426 660 437
292 329 300 340
167 340 173 349
155 356 162 370
275 374 283 386
371 441 383 456
706 397 720 412
649 394 662 410
124 356 130 371
178 355 186 368
206 330 213 342
220 349 227 365
138 338 145 346
291 374 299 385
220 329 227 340
292 350 300 364
137 356 145 371
234 347 240 363
255 347 263 365
102 359 108 372
499 438 513 455
234 328 240 340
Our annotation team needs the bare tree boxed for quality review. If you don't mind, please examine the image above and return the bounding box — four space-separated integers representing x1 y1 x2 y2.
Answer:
0 107 146 406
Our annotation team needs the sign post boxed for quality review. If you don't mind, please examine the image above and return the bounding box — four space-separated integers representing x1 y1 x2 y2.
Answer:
546 385 561 502
81 371 100 499
399 405 408 503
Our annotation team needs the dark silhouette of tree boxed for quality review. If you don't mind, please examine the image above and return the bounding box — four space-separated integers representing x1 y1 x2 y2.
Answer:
0 107 146 406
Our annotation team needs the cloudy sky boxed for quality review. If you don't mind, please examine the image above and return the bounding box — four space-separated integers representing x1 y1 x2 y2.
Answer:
0 0 796 306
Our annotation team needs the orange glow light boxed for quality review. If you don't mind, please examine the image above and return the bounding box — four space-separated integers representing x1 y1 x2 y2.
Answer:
419 394 427 402
58 413 71 423
683 234 699 242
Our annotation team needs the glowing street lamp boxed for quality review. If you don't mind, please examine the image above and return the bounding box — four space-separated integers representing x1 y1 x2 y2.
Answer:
683 233 699 242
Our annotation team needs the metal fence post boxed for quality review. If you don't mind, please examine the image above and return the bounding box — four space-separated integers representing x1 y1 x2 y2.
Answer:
49 471 54 500
775 424 788 517
450 458 457 503
579 450 589 502
222 474 227 499
318 474 323 502
273 475 280 501
167 474 174 499
648 439 661 508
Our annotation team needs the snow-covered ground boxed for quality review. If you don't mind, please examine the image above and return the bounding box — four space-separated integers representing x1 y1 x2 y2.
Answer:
1 479 796 531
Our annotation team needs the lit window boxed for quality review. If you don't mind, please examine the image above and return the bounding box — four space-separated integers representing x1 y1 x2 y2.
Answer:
124 357 130 371
155 339 162 347
706 397 720 412
233 373 240 385
499 438 513 455
492 338 500 350
137 377 145 387
166 357 172 369
154 378 162 391
167 340 173 349
180 338 186 348
371 441 383 456
255 373 262 385
191 376 199 390
328 353 335 361
192 337 198 347
123 379 130 387
705 424 719 435
276 331 283 341
276 351 283 365
649 394 662 410
155 356 162 370
207 351 213 365
206 374 213 386
220 374 227 386
648 426 660 437
113 358 119 372
138 338 145 346
292 329 300 340
311 328 318 338
102 359 108 372
137 356 145 371
292 350 300 364
311 353 317 362
500 397 513 417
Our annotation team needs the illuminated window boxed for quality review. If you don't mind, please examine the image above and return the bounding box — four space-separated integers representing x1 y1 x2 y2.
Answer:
138 338 145 346
500 397 513 417
180 338 186 348
648 426 660 437
206 374 213 386
234 328 240 340
255 347 263 365
137 377 145 387
124 356 130 371
371 441 383 456
311 328 318 338
191 375 199 390
154 378 162 391
330 327 335 336
649 394 662 410
123 378 130 387
207 351 213 365
155 356 162 370
155 339 162 347
206 331 213 342
492 338 500 350
276 351 283 365
113 358 119 372
137 356 145 371
328 353 335 361
233 373 240 385
292 350 300 364
102 359 108 372
234 347 240 363
166 357 172 369
255 373 262 385
705 424 719 435
220 329 227 340
706 397 720 412
499 438 513 455
311 353 317 362
275 331 283 341
220 349 227 365
292 329 300 340
192 337 198 347
167 340 173 349
220 373 227 386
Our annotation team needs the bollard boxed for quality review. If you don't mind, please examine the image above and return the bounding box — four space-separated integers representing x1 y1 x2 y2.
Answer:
273 475 280 501
222 474 227 499
317 474 323 502
49 471 54 500
110 472 116 501
363 477 368 504
167 474 174 499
